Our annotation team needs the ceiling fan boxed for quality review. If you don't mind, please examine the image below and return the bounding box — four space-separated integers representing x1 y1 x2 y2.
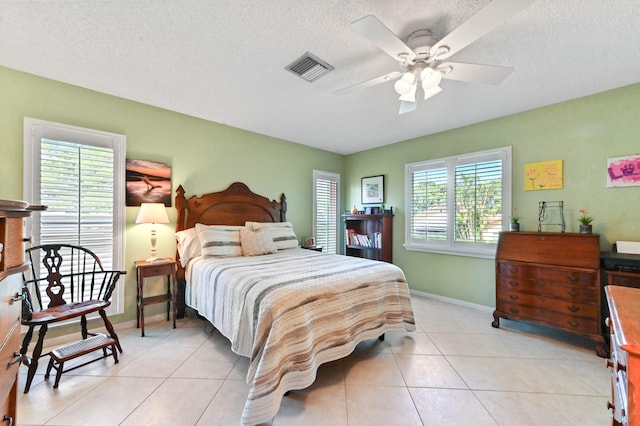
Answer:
337 0 534 114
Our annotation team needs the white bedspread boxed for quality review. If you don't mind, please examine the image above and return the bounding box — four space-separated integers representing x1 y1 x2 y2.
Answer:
185 248 415 425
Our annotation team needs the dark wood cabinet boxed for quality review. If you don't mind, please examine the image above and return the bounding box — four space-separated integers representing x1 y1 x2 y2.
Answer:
0 201 31 426
492 231 606 357
343 214 393 263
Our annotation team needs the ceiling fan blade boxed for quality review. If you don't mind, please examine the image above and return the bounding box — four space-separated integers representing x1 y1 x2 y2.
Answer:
398 100 417 115
333 71 403 95
438 62 513 84
352 15 416 62
429 0 534 60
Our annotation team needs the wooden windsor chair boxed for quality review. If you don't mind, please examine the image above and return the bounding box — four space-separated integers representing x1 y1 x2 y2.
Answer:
20 244 126 392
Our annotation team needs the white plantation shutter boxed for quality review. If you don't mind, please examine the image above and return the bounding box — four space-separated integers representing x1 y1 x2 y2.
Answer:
404 147 511 258
454 159 503 244
40 139 115 265
313 170 340 254
408 164 448 241
24 118 126 313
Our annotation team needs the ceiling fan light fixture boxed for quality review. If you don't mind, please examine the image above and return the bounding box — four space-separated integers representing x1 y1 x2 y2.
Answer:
394 72 416 95
398 83 417 102
420 67 442 89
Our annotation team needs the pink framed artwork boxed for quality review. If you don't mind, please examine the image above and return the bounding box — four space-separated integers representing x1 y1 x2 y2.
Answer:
607 155 640 187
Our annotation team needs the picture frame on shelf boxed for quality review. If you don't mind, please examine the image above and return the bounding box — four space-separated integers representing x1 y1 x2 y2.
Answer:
361 175 384 204
302 236 316 248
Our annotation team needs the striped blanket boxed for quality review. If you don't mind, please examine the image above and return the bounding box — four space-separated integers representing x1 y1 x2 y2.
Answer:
185 248 415 425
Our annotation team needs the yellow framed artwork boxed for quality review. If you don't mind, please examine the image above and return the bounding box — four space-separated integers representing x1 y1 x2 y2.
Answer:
524 160 563 191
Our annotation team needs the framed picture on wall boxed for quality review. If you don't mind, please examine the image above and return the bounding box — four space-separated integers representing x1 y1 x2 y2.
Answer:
361 175 384 204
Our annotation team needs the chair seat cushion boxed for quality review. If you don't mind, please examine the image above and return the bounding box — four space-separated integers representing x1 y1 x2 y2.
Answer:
23 300 111 325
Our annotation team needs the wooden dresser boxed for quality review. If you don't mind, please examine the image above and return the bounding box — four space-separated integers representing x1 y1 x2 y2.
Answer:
605 285 640 426
492 231 606 357
0 201 31 425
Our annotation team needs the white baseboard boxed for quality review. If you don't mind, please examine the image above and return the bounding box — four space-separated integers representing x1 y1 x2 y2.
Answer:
409 289 494 313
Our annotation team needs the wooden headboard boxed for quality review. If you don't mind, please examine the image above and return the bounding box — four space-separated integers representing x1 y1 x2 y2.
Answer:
173 182 287 317
175 182 287 231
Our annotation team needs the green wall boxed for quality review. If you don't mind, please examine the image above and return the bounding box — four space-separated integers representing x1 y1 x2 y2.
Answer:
0 66 344 325
345 83 640 307
3 65 639 319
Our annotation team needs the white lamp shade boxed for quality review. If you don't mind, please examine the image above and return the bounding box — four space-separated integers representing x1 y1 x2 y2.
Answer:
420 67 443 89
136 203 170 224
398 83 417 102
423 85 443 100
394 72 416 95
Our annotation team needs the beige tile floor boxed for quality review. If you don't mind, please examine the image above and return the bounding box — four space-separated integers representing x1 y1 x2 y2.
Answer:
17 294 611 425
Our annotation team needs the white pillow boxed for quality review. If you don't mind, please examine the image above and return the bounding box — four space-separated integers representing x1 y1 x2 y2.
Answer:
196 223 243 257
246 221 299 250
240 228 277 256
175 227 201 267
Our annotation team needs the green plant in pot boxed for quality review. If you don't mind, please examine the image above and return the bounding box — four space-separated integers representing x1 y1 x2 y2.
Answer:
578 209 594 234
510 208 520 231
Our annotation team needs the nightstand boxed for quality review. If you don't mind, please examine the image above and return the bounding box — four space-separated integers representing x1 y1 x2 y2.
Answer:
134 259 177 337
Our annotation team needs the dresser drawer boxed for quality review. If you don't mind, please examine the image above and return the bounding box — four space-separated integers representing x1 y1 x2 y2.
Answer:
498 292 597 318
498 262 596 287
498 300 598 334
0 320 21 404
0 273 22 341
497 277 597 302
0 216 25 271
138 263 175 278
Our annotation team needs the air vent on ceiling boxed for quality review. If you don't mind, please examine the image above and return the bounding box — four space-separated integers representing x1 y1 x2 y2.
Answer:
285 52 334 82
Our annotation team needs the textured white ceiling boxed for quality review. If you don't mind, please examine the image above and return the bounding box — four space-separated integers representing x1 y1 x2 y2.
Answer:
1 0 638 155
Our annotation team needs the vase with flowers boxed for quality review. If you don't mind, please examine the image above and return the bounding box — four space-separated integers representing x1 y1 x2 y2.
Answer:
578 209 593 234
510 208 520 232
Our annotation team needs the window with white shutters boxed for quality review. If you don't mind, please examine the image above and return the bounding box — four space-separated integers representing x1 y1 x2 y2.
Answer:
313 170 340 254
23 117 126 313
404 147 512 258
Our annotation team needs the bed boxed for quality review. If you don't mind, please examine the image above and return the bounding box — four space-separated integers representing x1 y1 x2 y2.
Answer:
174 182 415 425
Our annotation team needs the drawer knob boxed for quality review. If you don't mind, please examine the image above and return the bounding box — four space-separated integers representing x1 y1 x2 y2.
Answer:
607 401 615 411
509 281 519 287
9 293 24 305
509 295 519 300
509 307 519 314
508 267 518 273
568 305 580 313
606 359 614 369
7 351 23 367
568 276 579 282
3 415 14 426
617 361 627 372
569 321 579 327
567 290 579 297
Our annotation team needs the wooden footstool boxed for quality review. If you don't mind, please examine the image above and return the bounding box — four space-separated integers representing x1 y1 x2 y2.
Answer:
45 333 119 388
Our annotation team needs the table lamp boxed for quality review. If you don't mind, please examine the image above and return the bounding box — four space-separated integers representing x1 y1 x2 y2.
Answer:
136 203 170 262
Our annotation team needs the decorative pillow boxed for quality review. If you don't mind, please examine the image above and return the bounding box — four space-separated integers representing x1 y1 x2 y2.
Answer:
196 223 243 257
175 227 201 267
246 221 299 250
240 228 277 256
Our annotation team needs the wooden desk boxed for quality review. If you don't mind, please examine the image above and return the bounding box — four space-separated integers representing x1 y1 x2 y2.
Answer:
134 259 177 337
493 231 606 357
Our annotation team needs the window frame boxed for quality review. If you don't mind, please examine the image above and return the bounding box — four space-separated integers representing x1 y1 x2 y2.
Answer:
312 170 340 254
404 146 512 259
23 117 126 314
